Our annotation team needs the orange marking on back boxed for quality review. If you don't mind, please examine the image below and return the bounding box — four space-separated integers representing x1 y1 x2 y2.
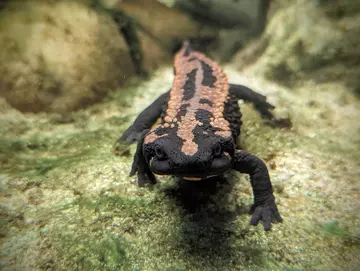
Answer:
166 43 231 152
144 42 231 147
144 131 167 144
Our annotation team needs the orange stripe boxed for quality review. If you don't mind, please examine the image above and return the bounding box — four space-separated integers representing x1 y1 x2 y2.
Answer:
145 43 231 146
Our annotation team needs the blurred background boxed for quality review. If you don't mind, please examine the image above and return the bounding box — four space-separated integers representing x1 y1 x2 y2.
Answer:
1 0 358 113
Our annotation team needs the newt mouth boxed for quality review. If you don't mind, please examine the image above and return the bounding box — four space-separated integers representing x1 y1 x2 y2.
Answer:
183 177 202 181
183 174 218 181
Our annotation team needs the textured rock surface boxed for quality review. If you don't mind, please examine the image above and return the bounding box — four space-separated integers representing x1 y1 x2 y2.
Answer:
233 0 360 93
0 0 135 113
1 63 359 270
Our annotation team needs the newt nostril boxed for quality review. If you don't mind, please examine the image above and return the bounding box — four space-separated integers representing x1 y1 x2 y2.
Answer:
155 145 167 160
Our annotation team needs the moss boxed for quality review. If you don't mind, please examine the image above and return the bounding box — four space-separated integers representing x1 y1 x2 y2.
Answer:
55 232 132 271
322 221 351 237
252 260 305 271
239 104 295 159
105 115 131 126
0 138 27 154
74 194 163 216
0 122 118 178
34 193 169 270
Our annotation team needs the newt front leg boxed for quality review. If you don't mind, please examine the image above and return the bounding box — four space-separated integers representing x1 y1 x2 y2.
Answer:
118 92 169 143
129 129 156 186
233 150 282 230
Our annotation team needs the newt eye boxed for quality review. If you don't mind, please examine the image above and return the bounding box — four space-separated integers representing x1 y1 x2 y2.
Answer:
155 145 166 160
213 143 222 157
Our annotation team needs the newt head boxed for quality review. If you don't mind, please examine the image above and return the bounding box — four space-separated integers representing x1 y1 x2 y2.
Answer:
142 131 235 180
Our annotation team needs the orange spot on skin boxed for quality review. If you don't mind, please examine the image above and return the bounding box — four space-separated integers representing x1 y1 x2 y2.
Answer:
144 132 167 144
198 103 212 112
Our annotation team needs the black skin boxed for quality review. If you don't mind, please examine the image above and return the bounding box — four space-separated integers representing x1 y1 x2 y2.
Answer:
118 84 283 231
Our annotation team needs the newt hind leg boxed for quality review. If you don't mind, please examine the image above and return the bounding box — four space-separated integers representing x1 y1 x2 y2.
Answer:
229 84 291 128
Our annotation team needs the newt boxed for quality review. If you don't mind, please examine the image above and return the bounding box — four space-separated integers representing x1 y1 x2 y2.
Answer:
118 41 283 231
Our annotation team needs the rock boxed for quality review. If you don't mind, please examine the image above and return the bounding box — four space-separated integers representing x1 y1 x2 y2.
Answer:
0 0 135 113
171 0 271 61
0 0 216 113
173 0 270 28
232 0 360 93
117 0 215 69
